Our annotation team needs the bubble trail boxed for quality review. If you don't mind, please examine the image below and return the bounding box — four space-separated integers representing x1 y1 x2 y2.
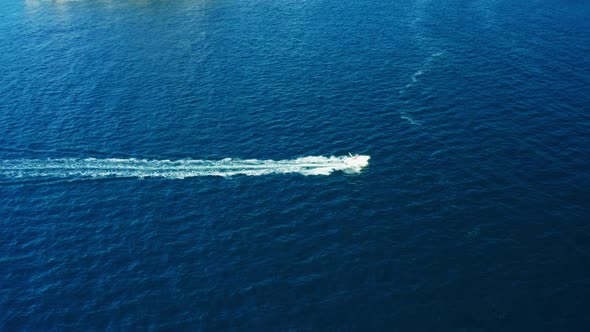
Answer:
0 155 371 179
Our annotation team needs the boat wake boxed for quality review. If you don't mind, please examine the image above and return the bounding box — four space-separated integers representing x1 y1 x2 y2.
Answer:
0 155 370 179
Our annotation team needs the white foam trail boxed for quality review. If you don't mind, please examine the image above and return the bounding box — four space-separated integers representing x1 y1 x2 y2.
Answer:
0 155 370 179
400 114 422 126
411 69 424 83
399 69 425 94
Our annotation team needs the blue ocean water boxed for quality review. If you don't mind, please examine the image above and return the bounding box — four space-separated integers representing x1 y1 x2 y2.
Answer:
1 0 589 330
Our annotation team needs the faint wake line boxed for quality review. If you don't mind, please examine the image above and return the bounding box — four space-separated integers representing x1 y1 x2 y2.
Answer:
398 50 445 126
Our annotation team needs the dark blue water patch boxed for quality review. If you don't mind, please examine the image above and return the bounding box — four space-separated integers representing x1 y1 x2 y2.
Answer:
1 0 590 330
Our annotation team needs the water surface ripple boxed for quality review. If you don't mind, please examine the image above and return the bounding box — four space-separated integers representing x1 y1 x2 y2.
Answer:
1 0 589 330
